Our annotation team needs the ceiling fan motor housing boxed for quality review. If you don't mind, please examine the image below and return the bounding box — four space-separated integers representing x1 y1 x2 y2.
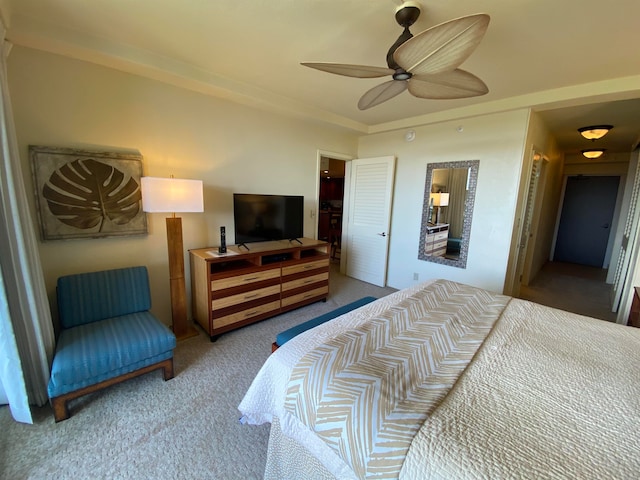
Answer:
388 3 421 70
395 2 421 28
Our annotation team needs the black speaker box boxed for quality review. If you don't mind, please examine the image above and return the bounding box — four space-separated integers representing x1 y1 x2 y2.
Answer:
218 226 227 253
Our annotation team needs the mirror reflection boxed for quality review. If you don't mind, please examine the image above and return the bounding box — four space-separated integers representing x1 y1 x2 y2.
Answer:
418 160 479 269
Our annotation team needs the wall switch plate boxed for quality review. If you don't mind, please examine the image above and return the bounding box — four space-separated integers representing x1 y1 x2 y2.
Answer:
413 273 419 280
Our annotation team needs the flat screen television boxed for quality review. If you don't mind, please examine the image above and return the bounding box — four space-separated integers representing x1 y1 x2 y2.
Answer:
233 193 304 245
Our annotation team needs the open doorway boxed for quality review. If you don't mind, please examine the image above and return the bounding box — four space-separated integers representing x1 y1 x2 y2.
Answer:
517 172 625 323
318 156 346 263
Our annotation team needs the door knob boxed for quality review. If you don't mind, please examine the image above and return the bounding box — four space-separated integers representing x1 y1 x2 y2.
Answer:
377 232 386 237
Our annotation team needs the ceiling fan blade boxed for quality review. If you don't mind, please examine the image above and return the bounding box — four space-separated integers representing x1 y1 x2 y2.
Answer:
301 62 394 78
394 14 490 76
408 69 489 99
358 80 408 110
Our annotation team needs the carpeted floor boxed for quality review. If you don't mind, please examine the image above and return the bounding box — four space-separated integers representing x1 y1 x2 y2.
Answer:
0 264 396 480
0 261 617 479
518 261 617 322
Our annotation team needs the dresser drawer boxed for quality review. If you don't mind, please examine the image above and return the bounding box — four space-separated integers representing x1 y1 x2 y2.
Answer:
213 300 281 330
211 268 280 291
212 284 281 310
282 272 328 292
282 286 329 307
282 259 329 276
433 231 448 242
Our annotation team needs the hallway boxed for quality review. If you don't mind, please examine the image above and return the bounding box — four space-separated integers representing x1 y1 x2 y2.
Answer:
518 262 617 322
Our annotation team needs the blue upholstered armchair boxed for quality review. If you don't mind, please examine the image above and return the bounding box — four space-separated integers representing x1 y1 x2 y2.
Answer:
48 266 176 422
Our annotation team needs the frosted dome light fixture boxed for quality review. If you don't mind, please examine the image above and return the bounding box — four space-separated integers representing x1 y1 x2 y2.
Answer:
578 125 613 141
581 149 606 159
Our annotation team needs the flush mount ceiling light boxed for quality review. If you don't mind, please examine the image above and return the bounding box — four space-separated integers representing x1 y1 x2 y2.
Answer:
582 149 606 159
578 125 613 140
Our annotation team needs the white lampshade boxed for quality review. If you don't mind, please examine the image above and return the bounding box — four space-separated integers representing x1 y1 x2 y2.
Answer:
430 192 450 207
141 177 204 213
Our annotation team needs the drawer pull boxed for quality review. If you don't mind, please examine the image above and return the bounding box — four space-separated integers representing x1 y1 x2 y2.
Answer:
303 279 313 284
244 276 259 282
245 310 259 317
244 293 259 299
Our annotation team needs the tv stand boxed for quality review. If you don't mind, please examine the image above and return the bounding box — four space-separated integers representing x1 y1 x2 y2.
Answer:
237 242 250 251
189 239 330 341
289 238 303 244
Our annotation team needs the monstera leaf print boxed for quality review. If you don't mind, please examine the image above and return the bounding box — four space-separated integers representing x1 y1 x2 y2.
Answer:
43 158 141 231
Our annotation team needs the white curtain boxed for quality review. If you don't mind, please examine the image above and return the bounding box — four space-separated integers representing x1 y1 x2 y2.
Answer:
447 168 468 238
0 29 56 423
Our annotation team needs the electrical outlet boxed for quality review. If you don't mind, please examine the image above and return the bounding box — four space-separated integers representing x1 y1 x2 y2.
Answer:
413 273 419 281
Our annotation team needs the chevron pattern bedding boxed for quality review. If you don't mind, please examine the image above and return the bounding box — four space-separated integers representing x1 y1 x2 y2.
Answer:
239 279 640 479
283 280 508 477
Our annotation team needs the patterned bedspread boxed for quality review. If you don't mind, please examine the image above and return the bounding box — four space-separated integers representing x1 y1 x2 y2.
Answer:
283 280 509 478
239 280 640 479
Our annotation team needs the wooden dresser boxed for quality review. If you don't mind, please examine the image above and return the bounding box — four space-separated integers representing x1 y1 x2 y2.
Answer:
189 238 329 340
424 223 449 257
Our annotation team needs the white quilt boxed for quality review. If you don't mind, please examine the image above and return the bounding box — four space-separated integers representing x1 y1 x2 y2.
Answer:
401 297 640 479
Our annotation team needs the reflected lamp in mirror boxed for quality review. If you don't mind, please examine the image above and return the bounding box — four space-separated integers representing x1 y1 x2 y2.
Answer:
142 176 204 340
430 192 449 224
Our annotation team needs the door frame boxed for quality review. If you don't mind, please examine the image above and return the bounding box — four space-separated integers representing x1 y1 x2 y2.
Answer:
503 145 544 296
315 150 353 273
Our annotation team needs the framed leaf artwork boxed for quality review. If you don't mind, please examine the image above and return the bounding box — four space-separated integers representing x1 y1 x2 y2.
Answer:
29 146 148 240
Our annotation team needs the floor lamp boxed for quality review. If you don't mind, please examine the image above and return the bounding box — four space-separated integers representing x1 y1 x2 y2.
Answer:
141 176 203 340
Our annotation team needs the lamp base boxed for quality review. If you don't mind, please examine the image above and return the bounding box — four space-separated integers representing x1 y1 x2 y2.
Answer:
166 216 199 342
172 323 200 341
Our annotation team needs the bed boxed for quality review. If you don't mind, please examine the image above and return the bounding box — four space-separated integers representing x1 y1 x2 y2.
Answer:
238 279 640 479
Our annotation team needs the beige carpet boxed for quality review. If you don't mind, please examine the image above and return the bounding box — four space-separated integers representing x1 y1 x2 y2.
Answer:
1 262 617 478
0 264 396 480
519 261 617 322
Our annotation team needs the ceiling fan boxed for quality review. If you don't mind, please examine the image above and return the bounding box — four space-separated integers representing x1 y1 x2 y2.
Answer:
301 1 490 110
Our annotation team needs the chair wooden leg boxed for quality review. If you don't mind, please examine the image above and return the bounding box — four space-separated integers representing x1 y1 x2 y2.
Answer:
50 358 175 422
162 358 175 380
51 396 70 423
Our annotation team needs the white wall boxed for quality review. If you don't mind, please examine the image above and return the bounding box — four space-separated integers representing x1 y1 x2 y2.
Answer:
503 110 563 294
357 110 530 293
8 46 358 327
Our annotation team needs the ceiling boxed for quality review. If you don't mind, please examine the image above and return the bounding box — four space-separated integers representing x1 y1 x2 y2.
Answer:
4 0 640 155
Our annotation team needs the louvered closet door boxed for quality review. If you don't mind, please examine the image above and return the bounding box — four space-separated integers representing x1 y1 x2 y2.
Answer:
515 156 541 289
344 156 396 286
612 156 640 312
